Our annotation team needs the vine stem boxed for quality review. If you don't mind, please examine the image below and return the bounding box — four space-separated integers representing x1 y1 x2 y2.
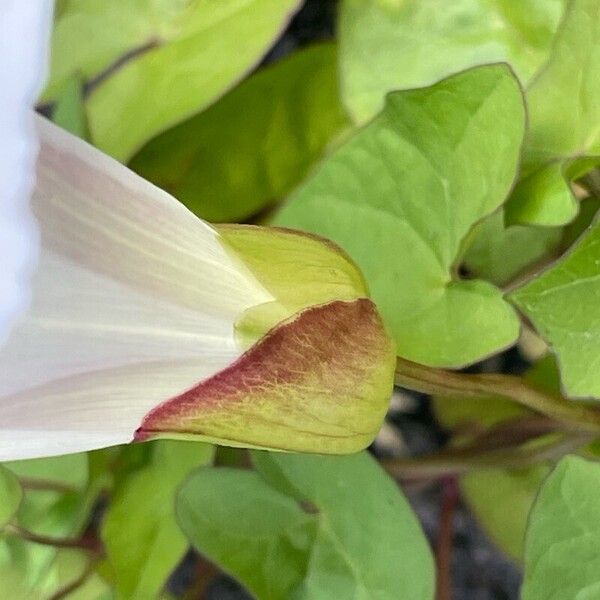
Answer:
383 432 593 479
19 477 77 494
4 524 102 554
395 357 600 434
48 559 99 600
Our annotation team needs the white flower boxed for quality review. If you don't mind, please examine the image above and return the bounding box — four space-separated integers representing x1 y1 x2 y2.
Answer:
0 5 395 461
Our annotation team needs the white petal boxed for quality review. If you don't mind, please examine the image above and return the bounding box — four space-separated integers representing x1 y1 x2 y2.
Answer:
0 1 53 345
0 117 271 459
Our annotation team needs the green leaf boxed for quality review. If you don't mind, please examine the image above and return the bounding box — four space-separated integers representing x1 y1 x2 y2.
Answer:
51 550 111 600
0 454 92 596
38 549 110 600
177 452 435 600
339 0 566 123
51 74 88 139
276 65 525 367
463 211 563 286
522 455 600 599
435 354 562 429
505 0 600 225
505 162 580 226
0 546 110 600
433 390 528 433
0 466 22 529
463 467 549 563
101 441 213 600
6 453 90 543
45 0 182 100
6 453 88 492
131 43 349 222
49 0 301 160
0 560 39 600
510 217 600 398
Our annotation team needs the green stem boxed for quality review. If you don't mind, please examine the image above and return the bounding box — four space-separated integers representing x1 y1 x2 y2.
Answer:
383 433 592 479
19 477 77 494
395 357 600 434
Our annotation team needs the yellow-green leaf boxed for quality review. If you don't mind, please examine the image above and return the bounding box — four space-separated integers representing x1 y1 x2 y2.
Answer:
339 0 566 123
131 43 349 222
47 0 302 160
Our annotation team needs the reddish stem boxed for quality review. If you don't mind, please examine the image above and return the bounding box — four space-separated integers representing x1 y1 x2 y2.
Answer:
436 477 458 600
5 524 103 555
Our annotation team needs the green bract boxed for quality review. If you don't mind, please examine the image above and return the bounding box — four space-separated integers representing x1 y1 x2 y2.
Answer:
276 64 525 367
177 451 435 600
136 225 396 455
47 0 302 159
522 455 600 599
217 225 368 343
131 43 349 222
339 0 566 123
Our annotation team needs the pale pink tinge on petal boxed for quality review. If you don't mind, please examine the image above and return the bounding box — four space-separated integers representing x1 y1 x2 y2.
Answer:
0 118 271 460
0 0 53 345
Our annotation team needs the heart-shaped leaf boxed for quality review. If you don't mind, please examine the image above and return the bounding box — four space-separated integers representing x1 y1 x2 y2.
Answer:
276 65 525 367
177 451 435 599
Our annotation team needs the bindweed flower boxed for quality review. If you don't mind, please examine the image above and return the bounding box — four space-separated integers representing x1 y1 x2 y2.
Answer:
0 115 396 460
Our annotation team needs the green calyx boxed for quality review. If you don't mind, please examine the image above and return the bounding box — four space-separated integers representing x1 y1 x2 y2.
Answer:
216 224 370 347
